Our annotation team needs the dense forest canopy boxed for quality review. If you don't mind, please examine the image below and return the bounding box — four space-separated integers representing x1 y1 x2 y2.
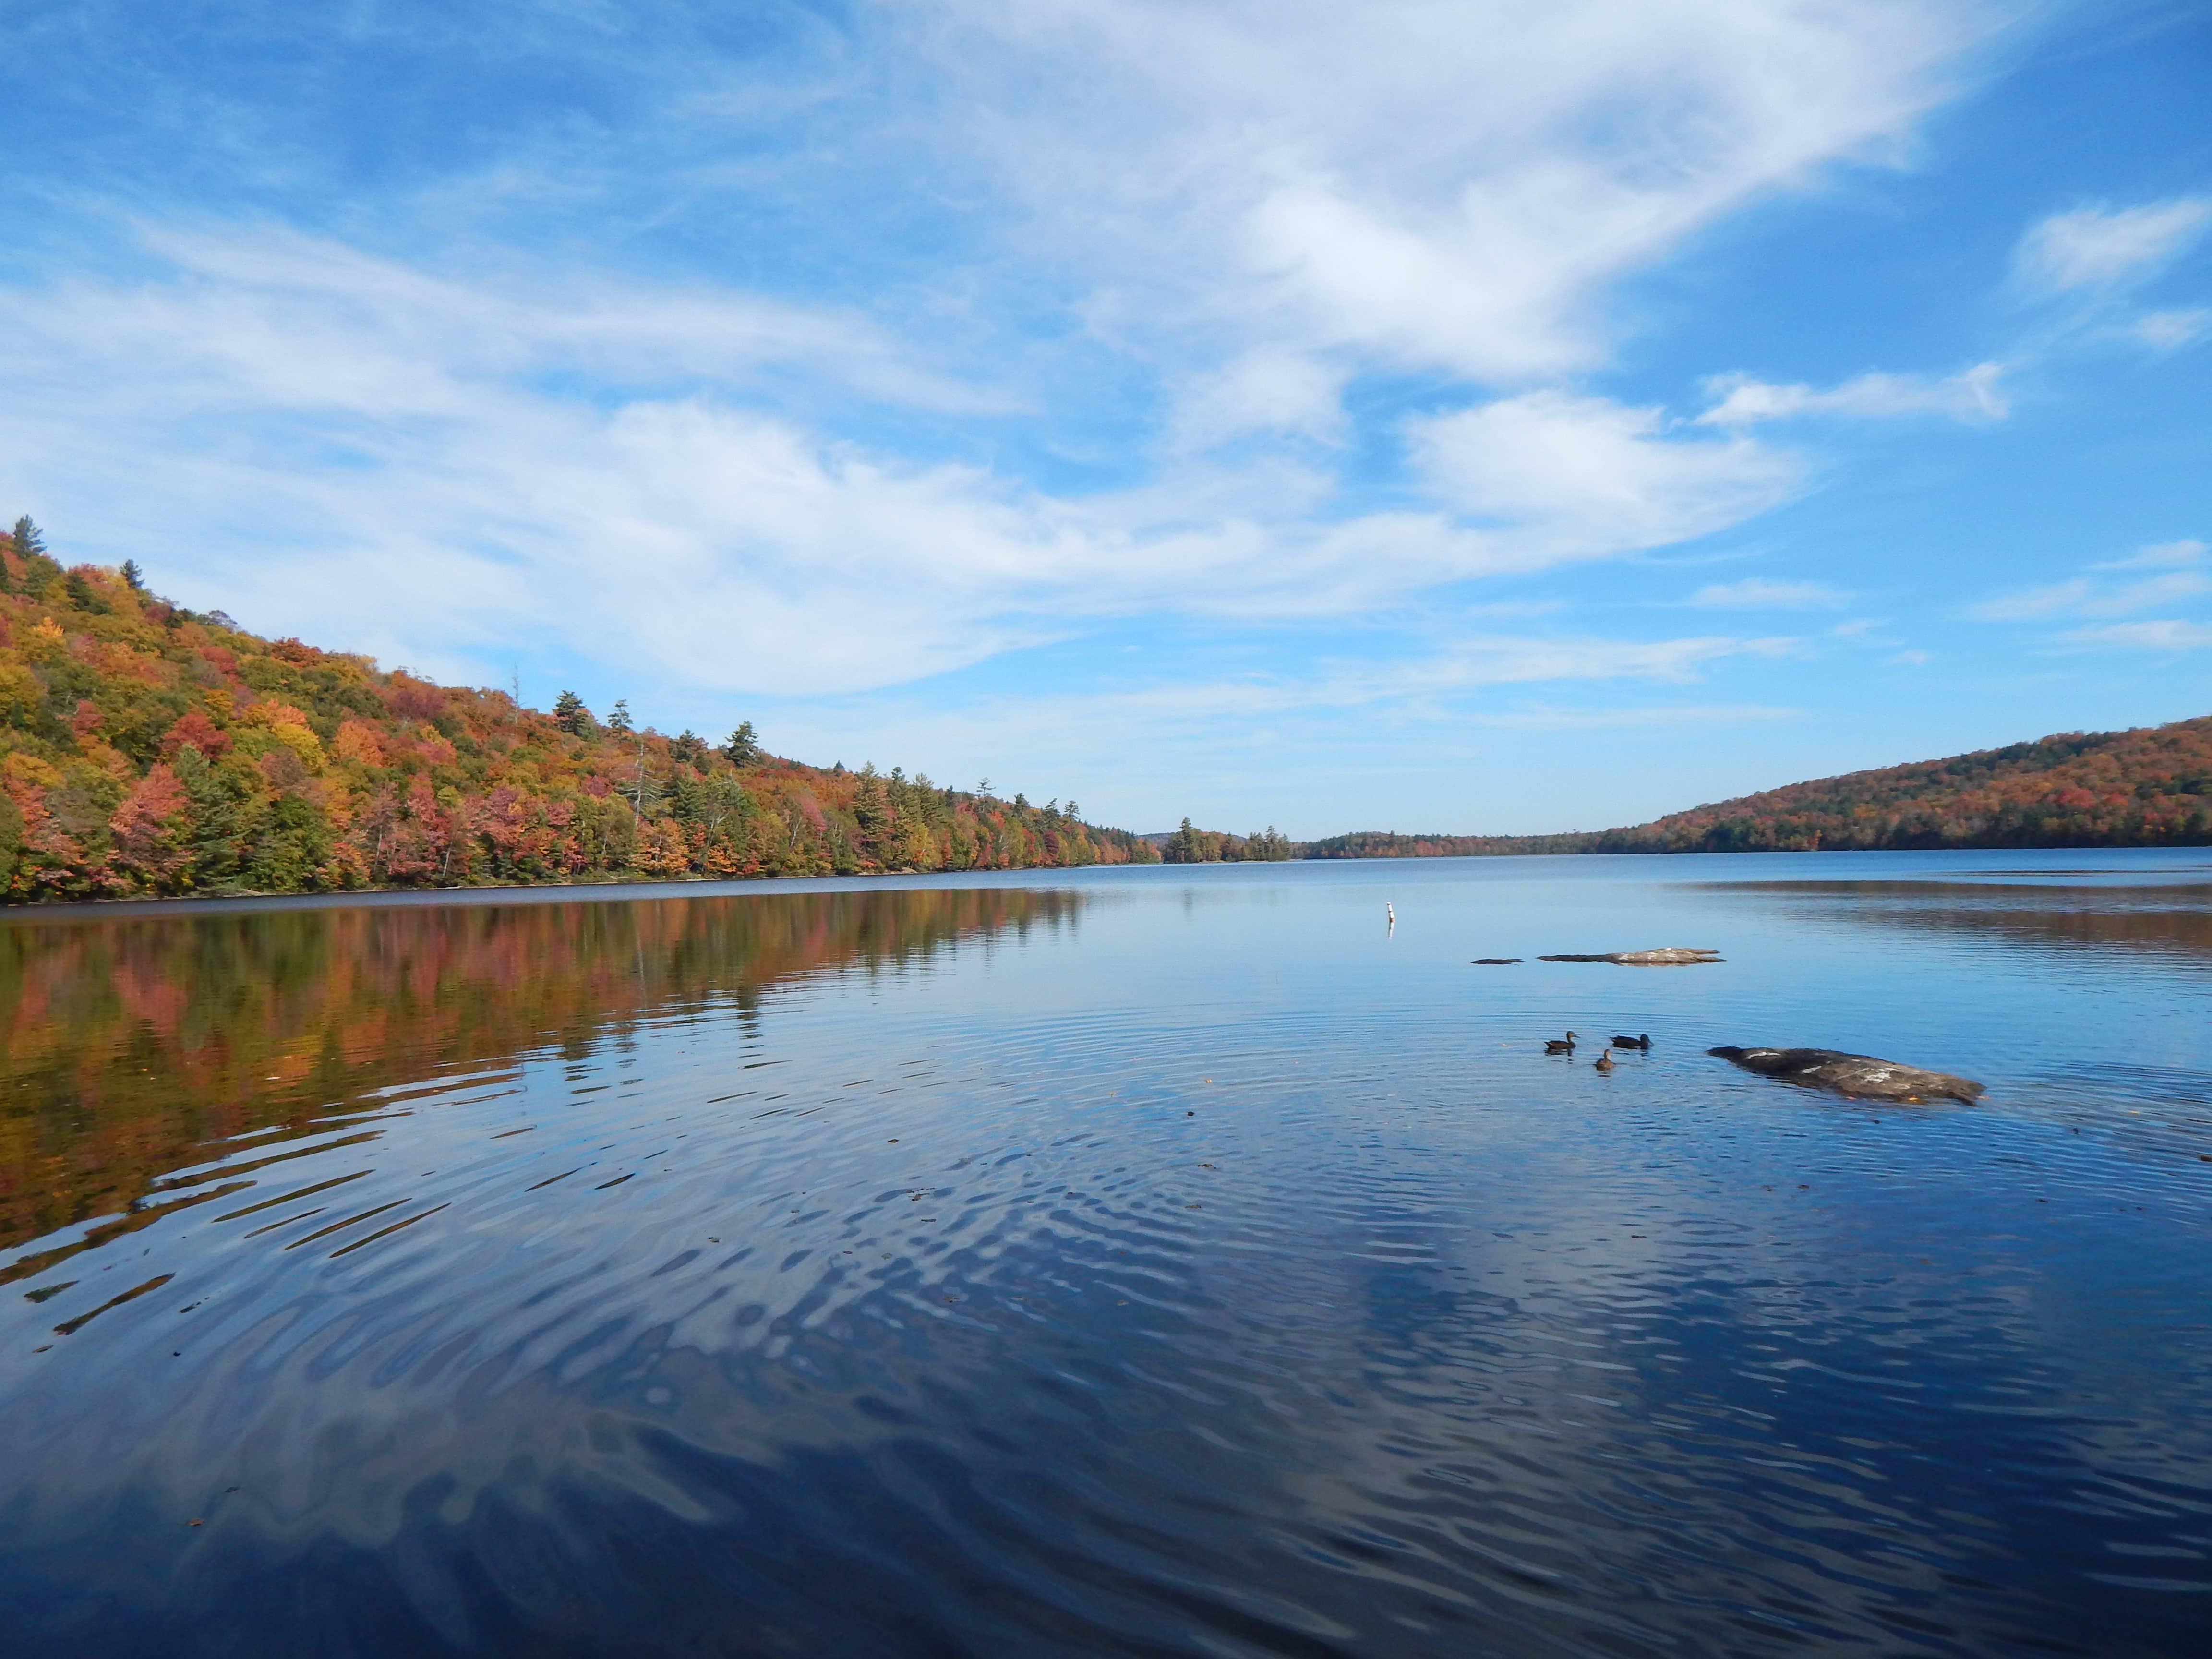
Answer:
0 520 1161 902
1307 714 2212 858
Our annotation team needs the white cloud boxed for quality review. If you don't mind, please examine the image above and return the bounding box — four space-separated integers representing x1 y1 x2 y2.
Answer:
2013 197 2212 296
2094 571 2212 613
1406 392 1799 557
1695 362 2006 427
0 236 1815 694
1449 703 1797 730
0 4 2011 704
1688 578 1849 610
2095 538 2206 571
764 631 1804 823
1966 574 2205 622
113 228 1010 417
920 0 1994 441
1967 578 2092 621
1167 350 1348 449
2062 620 2212 650
2130 308 2212 350
1972 540 2211 629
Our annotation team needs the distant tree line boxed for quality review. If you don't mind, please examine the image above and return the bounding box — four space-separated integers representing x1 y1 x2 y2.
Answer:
1157 819 1296 862
1304 717 2212 858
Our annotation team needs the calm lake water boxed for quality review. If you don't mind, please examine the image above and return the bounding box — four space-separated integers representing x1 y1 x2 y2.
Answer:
3 851 2210 1657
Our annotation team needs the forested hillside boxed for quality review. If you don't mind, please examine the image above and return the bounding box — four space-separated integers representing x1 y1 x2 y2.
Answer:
0 520 1156 902
1307 715 2212 858
1589 717 2212 852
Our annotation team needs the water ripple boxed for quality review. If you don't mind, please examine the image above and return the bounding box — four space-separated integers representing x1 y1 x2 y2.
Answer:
2 861 2211 1653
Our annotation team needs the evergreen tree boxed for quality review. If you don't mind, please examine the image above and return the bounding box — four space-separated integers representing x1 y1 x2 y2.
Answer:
670 729 707 764
607 698 634 735
11 516 44 559
121 559 145 591
723 720 760 767
63 569 110 613
553 690 592 735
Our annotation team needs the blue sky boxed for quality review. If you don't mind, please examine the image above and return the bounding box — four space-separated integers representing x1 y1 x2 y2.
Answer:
2 0 2207 835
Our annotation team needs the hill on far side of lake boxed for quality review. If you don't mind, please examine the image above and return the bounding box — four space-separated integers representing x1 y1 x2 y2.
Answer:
1306 714 2212 858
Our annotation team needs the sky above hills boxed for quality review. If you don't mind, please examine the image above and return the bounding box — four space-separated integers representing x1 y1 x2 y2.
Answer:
3 0 2208 835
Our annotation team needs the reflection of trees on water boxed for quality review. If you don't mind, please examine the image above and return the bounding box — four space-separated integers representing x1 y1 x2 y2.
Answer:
0 889 1082 1251
1708 879 2212 962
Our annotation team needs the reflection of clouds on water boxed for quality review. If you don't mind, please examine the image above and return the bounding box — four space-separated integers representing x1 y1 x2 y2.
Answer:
1702 876 2212 966
5 857 2212 1655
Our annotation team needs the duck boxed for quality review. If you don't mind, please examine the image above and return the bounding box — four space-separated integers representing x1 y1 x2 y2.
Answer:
1611 1034 1651 1051
1593 1050 1615 1073
1543 1031 1578 1054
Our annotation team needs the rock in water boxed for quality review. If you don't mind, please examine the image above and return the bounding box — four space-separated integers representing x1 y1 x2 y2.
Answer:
1708 1046 1984 1103
1537 947 1723 966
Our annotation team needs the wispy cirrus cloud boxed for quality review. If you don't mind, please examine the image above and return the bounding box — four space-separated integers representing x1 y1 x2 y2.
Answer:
1969 571 2210 622
2094 537 2206 571
918 0 1995 441
2129 309 2212 351
2012 197 2212 296
762 631 1807 825
1687 578 1851 610
1695 362 2006 428
2062 620 2212 650
1972 538 2211 644
0 230 1827 695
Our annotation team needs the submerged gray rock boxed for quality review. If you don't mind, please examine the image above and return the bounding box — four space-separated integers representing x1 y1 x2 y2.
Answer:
1708 1046 1985 1103
1537 947 1723 966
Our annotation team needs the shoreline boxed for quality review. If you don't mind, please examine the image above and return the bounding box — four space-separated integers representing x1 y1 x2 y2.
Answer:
7 843 2209 923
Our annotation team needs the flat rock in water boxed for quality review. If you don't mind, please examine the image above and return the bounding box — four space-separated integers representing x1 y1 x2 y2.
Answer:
1537 947 1723 966
1708 1046 1985 1103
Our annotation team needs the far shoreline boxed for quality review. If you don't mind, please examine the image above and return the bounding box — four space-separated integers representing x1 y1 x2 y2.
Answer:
6 844 2209 925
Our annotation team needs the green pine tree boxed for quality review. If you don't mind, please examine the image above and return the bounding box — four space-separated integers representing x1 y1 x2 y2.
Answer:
552 690 592 736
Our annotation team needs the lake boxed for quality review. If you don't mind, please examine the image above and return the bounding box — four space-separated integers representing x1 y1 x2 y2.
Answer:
3 851 2209 1657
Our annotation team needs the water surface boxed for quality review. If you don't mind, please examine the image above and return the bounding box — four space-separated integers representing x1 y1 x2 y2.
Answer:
4 852 2209 1657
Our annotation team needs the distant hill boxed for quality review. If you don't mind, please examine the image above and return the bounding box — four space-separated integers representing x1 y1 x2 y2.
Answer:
1308 715 2212 858
0 521 1156 901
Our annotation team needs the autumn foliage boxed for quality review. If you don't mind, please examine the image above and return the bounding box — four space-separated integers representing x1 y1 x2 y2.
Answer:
0 531 1156 902
1308 716 2212 858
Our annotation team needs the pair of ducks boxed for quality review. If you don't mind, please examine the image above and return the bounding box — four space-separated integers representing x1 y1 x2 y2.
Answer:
1545 1031 1651 1072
